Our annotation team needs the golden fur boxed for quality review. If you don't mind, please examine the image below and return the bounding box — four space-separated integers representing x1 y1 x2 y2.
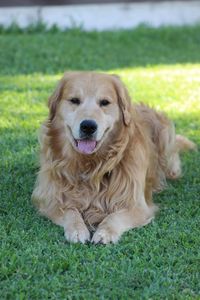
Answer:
32 72 196 244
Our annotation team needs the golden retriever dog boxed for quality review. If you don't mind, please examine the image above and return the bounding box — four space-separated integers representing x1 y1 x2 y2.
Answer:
32 72 196 244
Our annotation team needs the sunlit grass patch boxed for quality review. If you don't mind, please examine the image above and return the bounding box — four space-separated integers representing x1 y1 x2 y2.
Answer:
116 64 200 112
1 64 199 138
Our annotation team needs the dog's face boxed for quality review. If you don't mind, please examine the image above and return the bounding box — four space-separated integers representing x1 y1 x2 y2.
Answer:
48 72 131 154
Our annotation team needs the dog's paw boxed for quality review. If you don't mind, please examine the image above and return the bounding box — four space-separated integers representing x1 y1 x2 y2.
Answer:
91 225 120 244
64 224 90 244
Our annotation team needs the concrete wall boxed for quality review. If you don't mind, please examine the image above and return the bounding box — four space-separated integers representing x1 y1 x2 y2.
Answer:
0 1 200 30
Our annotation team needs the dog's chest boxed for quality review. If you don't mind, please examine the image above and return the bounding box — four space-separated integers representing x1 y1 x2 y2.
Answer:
65 173 109 212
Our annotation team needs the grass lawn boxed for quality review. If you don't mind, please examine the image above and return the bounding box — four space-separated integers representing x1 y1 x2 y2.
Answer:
0 25 200 299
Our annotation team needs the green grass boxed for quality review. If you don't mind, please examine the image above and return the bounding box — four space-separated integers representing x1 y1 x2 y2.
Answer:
0 25 200 299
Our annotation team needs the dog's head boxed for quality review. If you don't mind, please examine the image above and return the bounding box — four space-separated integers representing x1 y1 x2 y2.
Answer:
48 72 132 155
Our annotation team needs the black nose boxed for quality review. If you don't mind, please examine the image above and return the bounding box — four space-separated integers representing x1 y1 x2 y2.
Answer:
80 120 97 136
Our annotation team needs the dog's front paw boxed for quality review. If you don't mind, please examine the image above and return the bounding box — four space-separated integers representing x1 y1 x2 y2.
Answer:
64 223 90 244
91 225 120 244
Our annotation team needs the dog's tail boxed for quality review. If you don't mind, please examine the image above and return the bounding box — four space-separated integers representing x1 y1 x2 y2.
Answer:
176 135 197 152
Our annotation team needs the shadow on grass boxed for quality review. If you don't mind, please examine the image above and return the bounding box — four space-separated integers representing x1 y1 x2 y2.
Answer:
0 25 200 75
0 108 199 300
1 26 200 299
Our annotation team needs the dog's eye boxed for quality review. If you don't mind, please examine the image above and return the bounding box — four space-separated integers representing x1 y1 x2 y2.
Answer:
99 99 110 107
69 98 81 105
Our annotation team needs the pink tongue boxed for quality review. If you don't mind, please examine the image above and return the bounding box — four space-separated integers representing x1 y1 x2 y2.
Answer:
77 140 97 154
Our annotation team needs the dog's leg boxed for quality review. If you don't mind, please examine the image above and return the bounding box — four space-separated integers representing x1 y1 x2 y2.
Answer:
32 170 90 244
166 135 197 180
92 187 156 244
92 205 155 244
55 209 90 244
91 145 157 244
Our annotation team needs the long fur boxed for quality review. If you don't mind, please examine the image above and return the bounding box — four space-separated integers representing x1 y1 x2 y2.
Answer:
32 72 196 243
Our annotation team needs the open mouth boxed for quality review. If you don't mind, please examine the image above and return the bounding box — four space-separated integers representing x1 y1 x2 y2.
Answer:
75 139 98 154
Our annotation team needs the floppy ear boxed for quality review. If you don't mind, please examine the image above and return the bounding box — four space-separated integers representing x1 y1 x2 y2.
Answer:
111 74 132 126
48 72 77 121
48 77 65 122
